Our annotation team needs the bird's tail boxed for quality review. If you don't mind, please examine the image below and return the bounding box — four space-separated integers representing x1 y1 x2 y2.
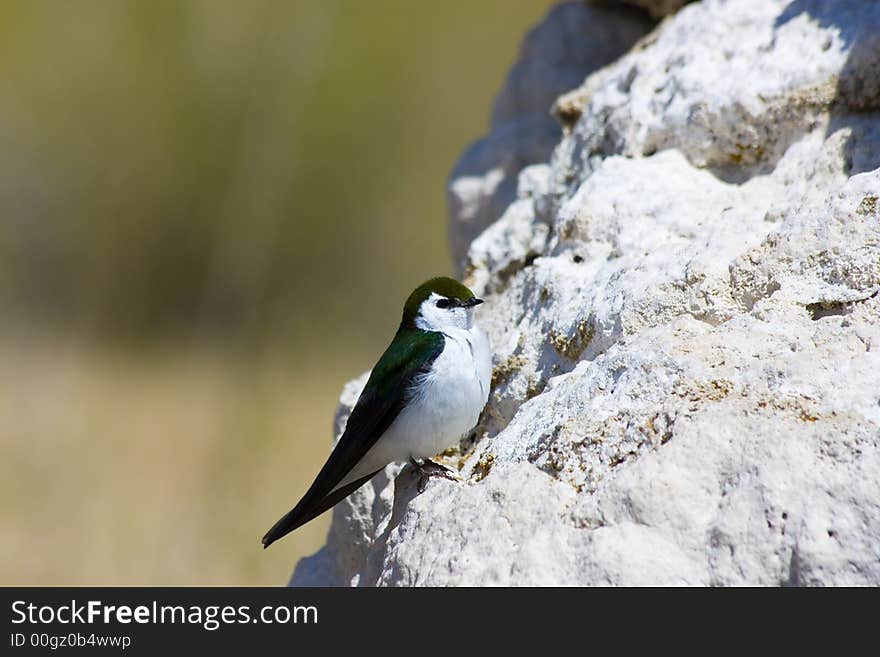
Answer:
261 469 381 549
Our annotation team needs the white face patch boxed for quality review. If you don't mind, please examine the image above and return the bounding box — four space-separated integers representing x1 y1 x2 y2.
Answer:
415 292 475 332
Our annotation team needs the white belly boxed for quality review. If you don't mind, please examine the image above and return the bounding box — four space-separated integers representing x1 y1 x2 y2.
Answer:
337 326 491 488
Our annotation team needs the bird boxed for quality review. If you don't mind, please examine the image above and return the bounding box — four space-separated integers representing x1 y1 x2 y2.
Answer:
262 276 492 549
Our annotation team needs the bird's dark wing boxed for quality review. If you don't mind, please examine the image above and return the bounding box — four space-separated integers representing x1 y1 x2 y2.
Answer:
262 328 445 547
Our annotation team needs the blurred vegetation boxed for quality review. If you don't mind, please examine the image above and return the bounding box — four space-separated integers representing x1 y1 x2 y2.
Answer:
0 0 555 584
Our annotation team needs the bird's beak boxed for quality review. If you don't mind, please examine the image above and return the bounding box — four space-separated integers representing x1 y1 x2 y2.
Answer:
463 298 484 308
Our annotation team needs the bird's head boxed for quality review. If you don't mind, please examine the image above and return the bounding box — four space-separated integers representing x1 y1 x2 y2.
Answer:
401 277 483 332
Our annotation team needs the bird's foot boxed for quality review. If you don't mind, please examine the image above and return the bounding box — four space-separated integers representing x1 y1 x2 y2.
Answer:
410 458 460 493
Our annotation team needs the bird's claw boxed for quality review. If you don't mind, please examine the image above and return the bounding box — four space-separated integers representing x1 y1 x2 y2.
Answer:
410 458 460 493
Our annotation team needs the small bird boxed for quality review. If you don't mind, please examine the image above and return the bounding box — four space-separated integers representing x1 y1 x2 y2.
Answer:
262 277 492 548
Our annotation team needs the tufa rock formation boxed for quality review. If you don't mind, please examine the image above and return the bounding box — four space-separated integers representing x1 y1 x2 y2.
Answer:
292 0 880 586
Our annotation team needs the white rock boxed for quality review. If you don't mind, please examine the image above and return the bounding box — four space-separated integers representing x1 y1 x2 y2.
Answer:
553 0 880 184
292 0 880 586
447 1 652 273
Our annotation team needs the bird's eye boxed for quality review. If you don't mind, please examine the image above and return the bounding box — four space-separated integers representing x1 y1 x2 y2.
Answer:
436 298 451 309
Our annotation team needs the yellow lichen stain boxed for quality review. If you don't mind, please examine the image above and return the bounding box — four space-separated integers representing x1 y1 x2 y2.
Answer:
491 353 529 388
856 195 878 216
560 220 577 241
787 78 838 111
729 142 765 166
555 100 583 129
755 397 821 423
708 379 734 400
525 377 548 401
549 318 595 361
675 379 734 402
472 452 496 482
553 88 588 131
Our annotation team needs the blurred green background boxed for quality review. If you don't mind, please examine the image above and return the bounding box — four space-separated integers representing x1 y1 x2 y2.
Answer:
0 0 554 584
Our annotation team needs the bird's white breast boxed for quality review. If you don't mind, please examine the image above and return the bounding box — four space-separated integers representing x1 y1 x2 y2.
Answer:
338 325 491 487
398 325 491 459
